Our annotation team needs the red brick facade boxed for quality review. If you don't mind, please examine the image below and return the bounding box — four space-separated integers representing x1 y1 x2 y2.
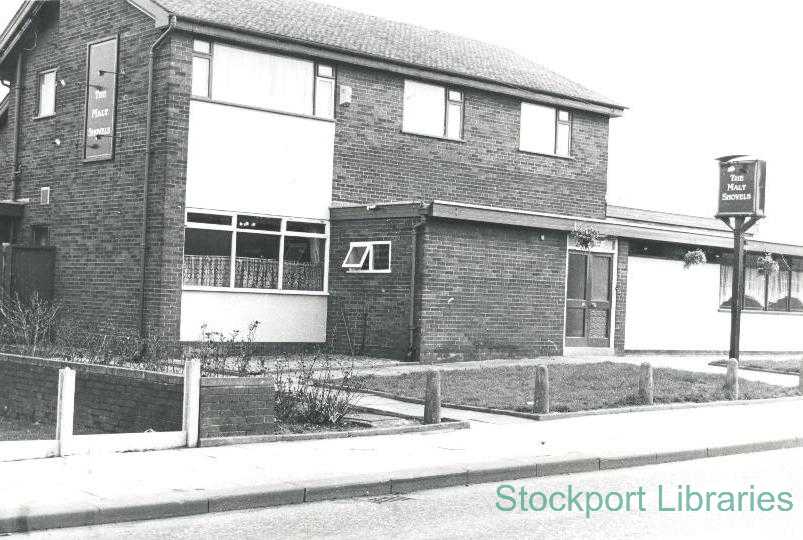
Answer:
0 0 618 361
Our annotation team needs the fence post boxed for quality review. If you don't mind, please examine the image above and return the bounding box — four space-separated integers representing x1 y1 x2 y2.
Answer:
799 360 803 394
183 359 201 448
423 370 442 424
533 365 549 414
56 367 75 457
638 362 654 405
725 358 739 400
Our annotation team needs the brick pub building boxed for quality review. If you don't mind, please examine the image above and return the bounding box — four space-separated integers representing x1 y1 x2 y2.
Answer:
0 0 801 361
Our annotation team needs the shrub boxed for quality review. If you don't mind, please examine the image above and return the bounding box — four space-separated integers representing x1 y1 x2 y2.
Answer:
0 292 62 355
273 349 363 426
192 321 260 376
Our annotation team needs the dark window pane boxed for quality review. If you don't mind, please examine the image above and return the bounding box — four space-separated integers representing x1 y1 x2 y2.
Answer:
286 221 325 234
235 232 279 289
590 255 611 302
743 266 766 310
767 271 790 312
183 229 231 286
567 253 587 300
187 212 231 226
283 237 325 291
372 243 390 271
566 308 585 337
237 215 281 231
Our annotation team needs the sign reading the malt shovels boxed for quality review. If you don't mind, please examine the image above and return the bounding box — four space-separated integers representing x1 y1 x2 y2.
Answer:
716 156 766 217
83 36 119 161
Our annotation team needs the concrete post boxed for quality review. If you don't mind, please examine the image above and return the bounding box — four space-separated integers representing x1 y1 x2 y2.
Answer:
183 359 201 447
423 370 442 424
56 368 75 457
725 358 739 400
799 360 803 394
532 365 550 414
638 362 654 405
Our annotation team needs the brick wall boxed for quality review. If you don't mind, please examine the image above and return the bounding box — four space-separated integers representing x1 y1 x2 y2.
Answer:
333 64 610 219
328 215 420 359
614 239 629 354
199 377 275 439
0 354 182 434
417 219 567 361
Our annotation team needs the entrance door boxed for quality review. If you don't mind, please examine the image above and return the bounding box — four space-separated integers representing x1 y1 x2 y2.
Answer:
565 251 613 347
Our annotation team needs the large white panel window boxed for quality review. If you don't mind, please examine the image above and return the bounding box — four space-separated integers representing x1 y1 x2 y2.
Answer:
403 80 462 140
520 102 571 156
37 69 56 117
183 210 328 293
193 41 334 119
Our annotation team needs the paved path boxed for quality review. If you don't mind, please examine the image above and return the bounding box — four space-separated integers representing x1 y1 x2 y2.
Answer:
3 396 803 532
29 447 803 539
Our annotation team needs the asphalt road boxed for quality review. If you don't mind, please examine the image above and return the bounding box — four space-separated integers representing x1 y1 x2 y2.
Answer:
21 448 803 539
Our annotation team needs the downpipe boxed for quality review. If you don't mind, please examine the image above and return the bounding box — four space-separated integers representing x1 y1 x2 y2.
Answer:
407 215 426 361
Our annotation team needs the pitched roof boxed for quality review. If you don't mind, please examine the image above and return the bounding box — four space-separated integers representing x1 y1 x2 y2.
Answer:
153 0 622 110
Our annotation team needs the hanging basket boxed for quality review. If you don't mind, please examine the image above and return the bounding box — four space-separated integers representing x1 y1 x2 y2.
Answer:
683 249 707 269
571 224 604 250
757 253 779 275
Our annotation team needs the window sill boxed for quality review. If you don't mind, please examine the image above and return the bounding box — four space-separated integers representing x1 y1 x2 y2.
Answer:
33 113 55 120
190 96 335 123
518 148 574 160
400 130 464 143
183 286 328 296
718 308 803 316
347 269 392 274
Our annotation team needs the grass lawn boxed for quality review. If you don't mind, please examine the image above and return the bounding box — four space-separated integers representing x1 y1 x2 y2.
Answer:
349 362 799 414
710 358 801 375
0 415 55 441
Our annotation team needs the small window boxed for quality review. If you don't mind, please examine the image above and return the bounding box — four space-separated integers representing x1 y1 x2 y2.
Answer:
187 212 232 226
342 241 391 273
237 214 281 231
37 70 57 117
192 56 210 98
193 40 211 54
520 102 571 156
32 226 49 247
403 80 462 140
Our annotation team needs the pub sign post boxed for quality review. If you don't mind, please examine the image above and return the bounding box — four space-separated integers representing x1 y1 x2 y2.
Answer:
715 155 766 360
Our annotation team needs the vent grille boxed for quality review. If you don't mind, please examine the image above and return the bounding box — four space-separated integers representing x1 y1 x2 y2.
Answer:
40 187 50 205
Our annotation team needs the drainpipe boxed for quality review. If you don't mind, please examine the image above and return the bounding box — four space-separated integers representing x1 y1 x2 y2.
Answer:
407 215 426 361
8 51 23 202
138 17 175 338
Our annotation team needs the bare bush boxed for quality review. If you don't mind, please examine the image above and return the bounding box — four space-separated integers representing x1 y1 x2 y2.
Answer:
0 292 62 355
273 349 363 426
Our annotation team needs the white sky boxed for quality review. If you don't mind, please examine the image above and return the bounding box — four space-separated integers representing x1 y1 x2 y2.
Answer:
1 0 800 244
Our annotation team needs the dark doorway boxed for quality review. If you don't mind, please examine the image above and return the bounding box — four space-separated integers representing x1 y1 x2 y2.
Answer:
565 250 613 347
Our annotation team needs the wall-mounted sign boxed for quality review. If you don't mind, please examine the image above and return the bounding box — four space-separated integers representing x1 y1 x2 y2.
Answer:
716 157 766 217
83 36 119 161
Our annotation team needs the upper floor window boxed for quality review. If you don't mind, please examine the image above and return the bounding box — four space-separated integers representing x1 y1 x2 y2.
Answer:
402 80 463 140
37 69 57 118
191 40 335 120
519 102 571 156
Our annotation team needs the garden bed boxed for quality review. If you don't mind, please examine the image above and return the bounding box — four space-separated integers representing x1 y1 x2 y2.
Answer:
348 362 799 414
710 358 801 376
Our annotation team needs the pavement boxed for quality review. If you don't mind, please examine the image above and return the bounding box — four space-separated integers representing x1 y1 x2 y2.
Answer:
26 447 803 539
1 353 801 534
3 393 803 534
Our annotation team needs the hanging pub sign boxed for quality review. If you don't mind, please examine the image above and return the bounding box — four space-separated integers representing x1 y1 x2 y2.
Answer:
716 156 766 217
83 36 119 161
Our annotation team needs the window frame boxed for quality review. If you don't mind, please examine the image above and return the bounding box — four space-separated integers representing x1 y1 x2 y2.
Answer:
402 79 464 141
36 68 57 119
190 39 336 122
719 256 803 314
519 101 572 157
183 208 330 295
342 241 392 274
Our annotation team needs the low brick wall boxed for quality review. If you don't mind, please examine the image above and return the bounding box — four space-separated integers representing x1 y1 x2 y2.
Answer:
0 354 183 434
199 377 275 440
